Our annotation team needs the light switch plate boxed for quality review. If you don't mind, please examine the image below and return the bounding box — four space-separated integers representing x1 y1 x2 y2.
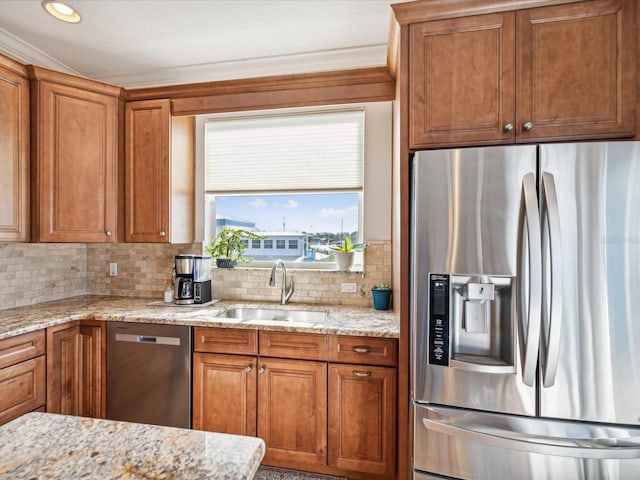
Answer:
109 262 118 277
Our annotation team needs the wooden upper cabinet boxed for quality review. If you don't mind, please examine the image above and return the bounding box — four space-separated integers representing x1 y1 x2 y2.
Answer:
408 0 636 148
125 99 194 243
0 56 29 241
30 68 120 242
517 0 635 141
409 12 516 148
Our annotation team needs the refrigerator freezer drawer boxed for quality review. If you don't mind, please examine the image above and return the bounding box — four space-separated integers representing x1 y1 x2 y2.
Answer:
414 404 640 480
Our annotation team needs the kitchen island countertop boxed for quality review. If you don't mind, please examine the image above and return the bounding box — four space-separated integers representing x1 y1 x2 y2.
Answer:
0 295 399 340
0 412 265 479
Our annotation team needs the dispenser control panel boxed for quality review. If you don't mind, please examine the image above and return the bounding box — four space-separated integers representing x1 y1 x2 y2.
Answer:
428 274 450 366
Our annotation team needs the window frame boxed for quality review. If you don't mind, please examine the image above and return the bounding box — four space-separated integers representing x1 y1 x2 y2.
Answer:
196 103 388 273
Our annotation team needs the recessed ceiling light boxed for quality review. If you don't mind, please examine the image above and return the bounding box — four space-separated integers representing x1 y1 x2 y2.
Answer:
41 1 82 24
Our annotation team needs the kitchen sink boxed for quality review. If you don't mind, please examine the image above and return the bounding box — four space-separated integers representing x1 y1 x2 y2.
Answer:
218 307 327 324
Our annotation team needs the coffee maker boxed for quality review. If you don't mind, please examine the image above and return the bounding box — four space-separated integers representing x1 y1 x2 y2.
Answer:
174 255 195 305
174 255 212 305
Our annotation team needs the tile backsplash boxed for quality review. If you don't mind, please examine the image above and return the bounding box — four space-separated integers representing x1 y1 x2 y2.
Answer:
0 243 87 310
1 241 392 310
212 242 392 308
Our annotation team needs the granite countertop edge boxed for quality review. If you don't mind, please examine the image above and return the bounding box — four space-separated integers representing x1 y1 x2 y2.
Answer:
0 412 266 480
0 295 399 341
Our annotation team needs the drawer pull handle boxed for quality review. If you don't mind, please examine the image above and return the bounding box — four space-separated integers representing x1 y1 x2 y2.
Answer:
245 366 252 372
352 346 371 354
259 366 265 374
353 370 372 377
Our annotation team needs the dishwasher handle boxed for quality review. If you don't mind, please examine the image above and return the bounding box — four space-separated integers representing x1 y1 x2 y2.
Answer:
115 333 181 346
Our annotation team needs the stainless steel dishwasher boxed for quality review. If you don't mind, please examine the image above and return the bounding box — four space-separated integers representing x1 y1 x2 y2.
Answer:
106 322 191 428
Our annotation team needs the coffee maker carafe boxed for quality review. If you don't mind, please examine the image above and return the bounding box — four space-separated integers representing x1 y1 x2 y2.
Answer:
174 255 195 305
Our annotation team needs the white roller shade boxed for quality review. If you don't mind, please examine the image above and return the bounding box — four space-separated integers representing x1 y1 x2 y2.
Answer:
205 109 364 193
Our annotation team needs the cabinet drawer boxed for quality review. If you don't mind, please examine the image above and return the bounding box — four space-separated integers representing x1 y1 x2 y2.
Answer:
329 336 397 366
259 331 327 361
0 356 46 425
0 331 46 369
194 327 258 355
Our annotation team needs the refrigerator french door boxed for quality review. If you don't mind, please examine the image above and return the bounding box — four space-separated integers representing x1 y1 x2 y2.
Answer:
411 143 640 480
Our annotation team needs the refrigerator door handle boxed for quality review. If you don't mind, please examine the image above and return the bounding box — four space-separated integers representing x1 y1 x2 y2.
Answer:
422 414 640 460
541 172 563 388
520 173 542 387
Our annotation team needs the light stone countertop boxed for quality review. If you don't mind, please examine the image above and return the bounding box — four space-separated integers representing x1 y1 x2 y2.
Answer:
0 295 399 341
0 412 265 480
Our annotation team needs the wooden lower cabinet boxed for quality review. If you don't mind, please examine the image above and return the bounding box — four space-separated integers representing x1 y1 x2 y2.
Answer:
192 328 397 479
258 358 327 466
328 363 396 477
0 330 46 425
46 321 105 418
192 352 257 436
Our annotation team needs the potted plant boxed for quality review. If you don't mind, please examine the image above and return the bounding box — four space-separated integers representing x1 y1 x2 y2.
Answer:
371 282 392 310
205 227 266 268
329 236 369 271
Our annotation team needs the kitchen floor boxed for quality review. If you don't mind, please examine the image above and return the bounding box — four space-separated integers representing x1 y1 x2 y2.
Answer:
255 466 346 480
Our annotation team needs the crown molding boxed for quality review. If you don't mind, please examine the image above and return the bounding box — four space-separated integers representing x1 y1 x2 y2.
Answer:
0 27 81 77
92 44 388 89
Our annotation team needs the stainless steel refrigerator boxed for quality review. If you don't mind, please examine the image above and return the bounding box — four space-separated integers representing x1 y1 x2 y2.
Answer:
411 142 640 480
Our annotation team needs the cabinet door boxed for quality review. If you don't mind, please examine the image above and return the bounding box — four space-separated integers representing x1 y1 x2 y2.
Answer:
0 356 46 426
258 358 327 465
409 12 516 148
0 63 29 242
46 324 79 415
125 99 170 242
78 324 105 418
46 322 104 418
328 364 396 477
192 352 257 436
517 0 635 141
34 81 117 242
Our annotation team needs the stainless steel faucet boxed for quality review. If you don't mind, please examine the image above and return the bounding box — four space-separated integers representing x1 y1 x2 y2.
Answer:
269 259 294 305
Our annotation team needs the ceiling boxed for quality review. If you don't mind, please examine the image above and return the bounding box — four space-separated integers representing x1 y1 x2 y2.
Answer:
0 0 409 89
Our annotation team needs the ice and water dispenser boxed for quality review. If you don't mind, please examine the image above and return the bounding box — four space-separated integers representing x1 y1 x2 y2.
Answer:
428 273 515 373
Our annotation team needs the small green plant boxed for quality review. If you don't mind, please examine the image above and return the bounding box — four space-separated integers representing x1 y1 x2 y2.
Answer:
329 236 369 253
205 228 266 263
372 282 391 290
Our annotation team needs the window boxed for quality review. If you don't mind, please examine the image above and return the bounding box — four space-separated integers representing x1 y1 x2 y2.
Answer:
204 107 365 269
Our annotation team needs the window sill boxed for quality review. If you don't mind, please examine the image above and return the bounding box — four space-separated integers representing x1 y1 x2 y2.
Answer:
214 262 364 273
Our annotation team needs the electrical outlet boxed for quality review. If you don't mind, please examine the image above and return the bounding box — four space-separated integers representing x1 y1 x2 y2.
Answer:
341 283 357 293
109 262 118 277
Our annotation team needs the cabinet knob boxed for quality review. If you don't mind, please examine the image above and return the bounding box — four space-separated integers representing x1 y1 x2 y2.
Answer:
105 230 112 237
351 346 371 354
503 123 514 132
159 231 166 237
245 366 252 373
523 121 534 131
259 366 265 374
353 370 372 377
